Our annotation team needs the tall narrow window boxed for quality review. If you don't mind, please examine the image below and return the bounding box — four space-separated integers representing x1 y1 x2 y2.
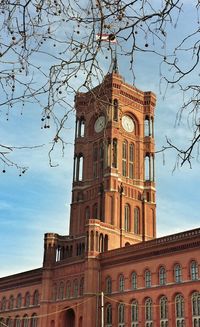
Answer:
78 155 83 181
16 294 22 308
80 278 84 297
58 282 64 300
131 272 137 290
145 270 151 288
129 143 134 179
105 277 112 294
175 294 185 327
25 292 30 307
122 141 127 177
190 261 199 280
33 290 39 306
159 267 166 286
192 292 200 327
145 298 153 326
85 206 90 220
124 204 130 232
31 314 38 327
145 155 150 180
9 295 14 310
112 139 118 168
15 316 21 327
73 279 78 298
23 315 29 327
52 283 57 301
66 282 71 299
160 296 168 326
99 141 104 177
144 117 150 136
93 203 98 219
119 274 125 292
113 99 118 121
80 118 85 137
134 208 140 234
131 300 138 326
118 303 125 327
106 304 112 327
1 297 6 311
174 264 182 283
93 145 98 178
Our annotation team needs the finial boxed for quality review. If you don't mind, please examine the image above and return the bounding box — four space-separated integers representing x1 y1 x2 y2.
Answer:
112 53 118 73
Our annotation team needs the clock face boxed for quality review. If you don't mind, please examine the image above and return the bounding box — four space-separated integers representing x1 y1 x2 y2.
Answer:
122 115 134 132
94 116 105 133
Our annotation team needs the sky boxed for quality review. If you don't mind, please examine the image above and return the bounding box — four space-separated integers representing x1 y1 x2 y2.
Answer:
0 1 199 278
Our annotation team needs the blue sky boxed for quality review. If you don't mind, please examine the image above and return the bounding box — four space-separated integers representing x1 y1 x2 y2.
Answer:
0 1 199 277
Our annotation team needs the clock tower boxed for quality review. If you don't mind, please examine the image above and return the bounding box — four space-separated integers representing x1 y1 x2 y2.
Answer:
69 67 156 254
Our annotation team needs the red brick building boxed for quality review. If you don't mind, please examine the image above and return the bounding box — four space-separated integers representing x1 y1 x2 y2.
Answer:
0 69 200 327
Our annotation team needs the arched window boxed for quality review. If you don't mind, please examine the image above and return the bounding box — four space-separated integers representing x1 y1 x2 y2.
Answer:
9 295 14 310
30 314 37 327
76 117 85 138
80 277 84 296
134 208 140 234
129 143 134 179
74 154 84 181
79 118 85 137
106 304 112 326
52 283 57 301
15 316 21 327
78 155 84 181
124 204 130 232
73 279 78 298
58 281 64 300
99 141 104 177
192 292 200 326
131 272 137 290
25 292 30 307
174 264 182 283
190 261 199 280
1 297 6 311
99 233 104 253
122 141 127 177
93 144 98 178
66 281 71 299
112 139 118 168
104 234 108 251
160 296 168 325
145 270 151 288
159 267 166 286
23 315 29 327
131 300 138 326
16 294 22 308
175 294 185 326
85 206 90 220
6 317 12 327
93 203 98 219
118 303 125 327
145 298 153 325
119 274 125 292
105 277 112 294
144 117 150 136
113 99 118 121
33 290 39 306
145 155 150 180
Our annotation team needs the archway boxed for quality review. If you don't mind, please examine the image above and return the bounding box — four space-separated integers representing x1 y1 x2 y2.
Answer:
65 308 75 327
